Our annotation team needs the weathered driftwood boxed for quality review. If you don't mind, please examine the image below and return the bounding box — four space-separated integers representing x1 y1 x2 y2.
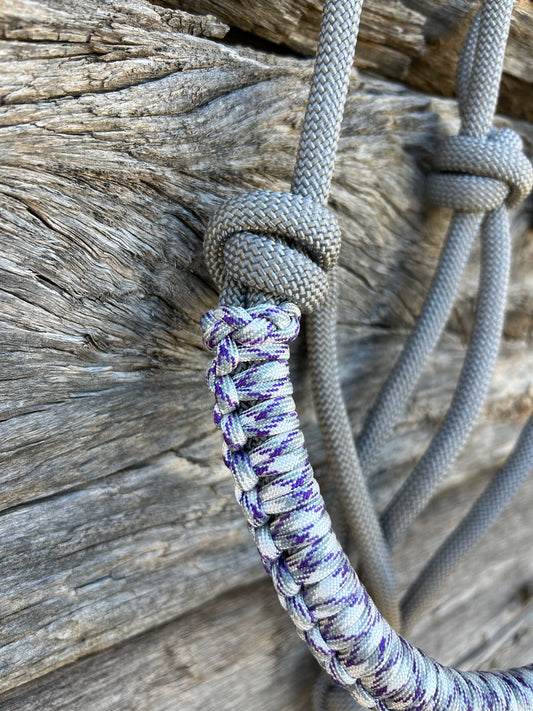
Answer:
168 0 533 121
0 581 317 711
0 0 532 708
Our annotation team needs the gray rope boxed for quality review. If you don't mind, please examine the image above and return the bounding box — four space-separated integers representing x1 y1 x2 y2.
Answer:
308 269 400 629
281 0 400 627
204 0 400 627
357 0 531 488
290 0 362 203
402 414 533 630
381 204 511 547
378 4 533 549
201 0 533 707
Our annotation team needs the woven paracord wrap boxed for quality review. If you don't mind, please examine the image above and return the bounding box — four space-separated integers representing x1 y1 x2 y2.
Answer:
203 190 342 312
200 303 533 710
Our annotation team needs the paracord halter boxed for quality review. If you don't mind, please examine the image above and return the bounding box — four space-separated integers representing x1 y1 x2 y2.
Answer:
200 1 533 709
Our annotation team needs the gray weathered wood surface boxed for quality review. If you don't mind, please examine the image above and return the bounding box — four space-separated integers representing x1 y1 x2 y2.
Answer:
0 0 532 708
167 0 533 121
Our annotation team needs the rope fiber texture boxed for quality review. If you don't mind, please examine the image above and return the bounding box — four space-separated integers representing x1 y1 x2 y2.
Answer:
205 0 400 629
200 0 533 708
200 304 533 710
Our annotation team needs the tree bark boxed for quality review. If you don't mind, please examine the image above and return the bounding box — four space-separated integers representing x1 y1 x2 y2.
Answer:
0 1 532 708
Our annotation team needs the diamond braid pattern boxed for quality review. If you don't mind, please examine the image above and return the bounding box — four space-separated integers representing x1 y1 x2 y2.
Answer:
200 303 533 711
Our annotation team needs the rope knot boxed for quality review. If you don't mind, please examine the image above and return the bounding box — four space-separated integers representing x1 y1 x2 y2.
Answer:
428 127 533 212
200 302 300 356
203 190 341 312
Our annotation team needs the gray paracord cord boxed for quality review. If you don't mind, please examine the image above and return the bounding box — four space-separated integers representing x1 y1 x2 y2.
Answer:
374 2 532 551
201 0 533 708
381 199 510 548
402 414 533 630
291 3 399 626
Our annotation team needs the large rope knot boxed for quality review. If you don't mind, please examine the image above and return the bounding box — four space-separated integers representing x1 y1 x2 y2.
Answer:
203 190 342 312
428 127 533 213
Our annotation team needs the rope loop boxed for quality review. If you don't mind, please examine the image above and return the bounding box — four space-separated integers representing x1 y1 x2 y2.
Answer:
203 190 342 312
200 302 533 710
428 127 533 212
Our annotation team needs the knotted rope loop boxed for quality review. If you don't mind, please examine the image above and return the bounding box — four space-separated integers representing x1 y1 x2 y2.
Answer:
428 127 533 212
203 190 342 312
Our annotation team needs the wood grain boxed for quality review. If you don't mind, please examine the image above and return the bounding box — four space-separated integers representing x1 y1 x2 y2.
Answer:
166 0 533 121
0 581 316 711
0 0 532 707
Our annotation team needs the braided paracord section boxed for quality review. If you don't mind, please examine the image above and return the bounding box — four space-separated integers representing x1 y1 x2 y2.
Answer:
200 302 533 711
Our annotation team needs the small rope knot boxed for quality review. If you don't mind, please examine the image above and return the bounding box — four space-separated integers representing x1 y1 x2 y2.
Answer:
203 190 342 312
428 127 533 212
200 302 300 355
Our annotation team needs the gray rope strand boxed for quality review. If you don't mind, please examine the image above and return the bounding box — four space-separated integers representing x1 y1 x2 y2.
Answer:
402 414 533 630
290 0 400 626
203 0 399 626
356 0 515 480
382 205 511 547
308 269 400 629
457 2 514 137
359 0 533 549
201 0 533 704
291 0 363 202
356 211 483 477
